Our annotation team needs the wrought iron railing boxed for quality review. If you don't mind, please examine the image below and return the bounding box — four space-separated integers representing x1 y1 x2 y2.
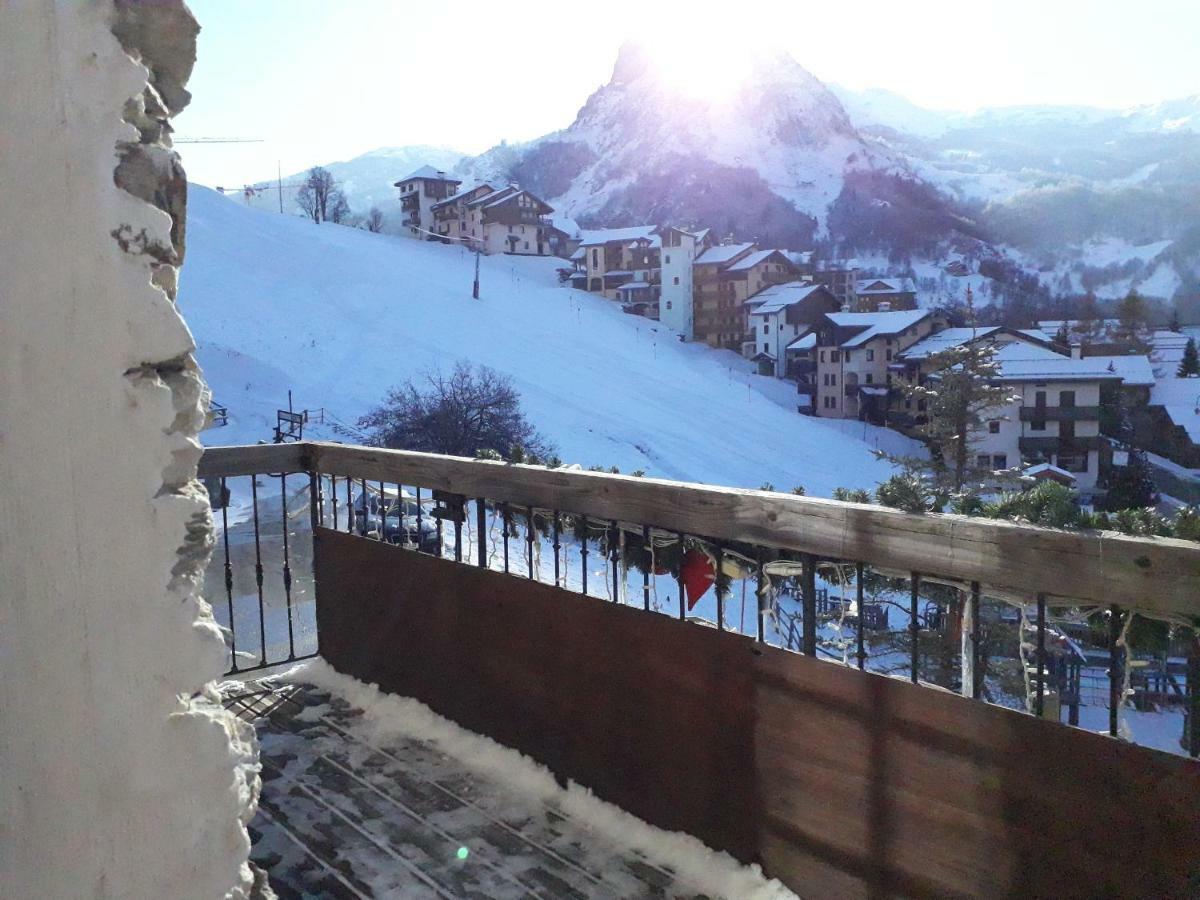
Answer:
199 441 1200 757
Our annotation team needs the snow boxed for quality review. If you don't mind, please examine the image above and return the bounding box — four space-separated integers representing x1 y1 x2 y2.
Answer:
990 348 1149 383
578 224 658 245
1151 377 1200 442
278 659 798 900
397 164 460 184
855 276 915 295
897 326 1004 360
726 248 787 272
826 309 930 347
746 281 827 316
183 186 898 495
695 242 755 265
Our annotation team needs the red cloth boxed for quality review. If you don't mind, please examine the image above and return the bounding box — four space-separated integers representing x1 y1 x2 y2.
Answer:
680 548 715 610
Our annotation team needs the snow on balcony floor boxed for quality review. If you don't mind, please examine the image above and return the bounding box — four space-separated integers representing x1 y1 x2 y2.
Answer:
221 660 795 900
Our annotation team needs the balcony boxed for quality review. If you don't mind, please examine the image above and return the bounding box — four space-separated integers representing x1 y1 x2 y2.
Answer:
201 441 1200 898
1019 406 1102 422
1019 435 1103 454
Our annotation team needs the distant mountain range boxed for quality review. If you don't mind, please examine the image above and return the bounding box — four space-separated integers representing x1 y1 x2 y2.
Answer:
257 44 1199 304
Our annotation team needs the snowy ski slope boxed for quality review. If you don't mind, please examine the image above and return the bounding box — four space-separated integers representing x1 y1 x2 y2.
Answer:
181 186 904 495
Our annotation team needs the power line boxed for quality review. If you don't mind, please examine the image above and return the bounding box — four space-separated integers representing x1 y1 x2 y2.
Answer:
176 137 265 144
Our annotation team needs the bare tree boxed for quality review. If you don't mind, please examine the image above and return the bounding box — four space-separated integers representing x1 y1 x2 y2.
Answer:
327 190 350 225
357 361 554 459
365 206 384 233
294 166 336 223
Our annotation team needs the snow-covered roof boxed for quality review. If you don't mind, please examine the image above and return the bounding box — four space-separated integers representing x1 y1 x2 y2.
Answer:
990 346 1140 383
396 165 461 184
578 225 658 246
855 277 915 295
1024 462 1077 482
625 235 662 249
826 309 931 348
859 386 889 397
694 242 755 266
786 332 817 351
467 186 519 208
747 281 828 316
1019 328 1055 343
568 246 586 261
899 327 1060 362
603 269 632 277
431 183 493 209
786 250 814 266
1151 376 1200 442
1086 355 1156 386
548 216 581 240
619 281 651 290
726 249 791 273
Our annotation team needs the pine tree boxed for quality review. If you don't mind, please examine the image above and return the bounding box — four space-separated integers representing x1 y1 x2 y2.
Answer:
1179 338 1200 377
1169 309 1183 333
885 289 1018 494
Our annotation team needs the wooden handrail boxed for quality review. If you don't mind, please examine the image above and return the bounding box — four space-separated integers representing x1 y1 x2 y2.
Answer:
198 441 1200 618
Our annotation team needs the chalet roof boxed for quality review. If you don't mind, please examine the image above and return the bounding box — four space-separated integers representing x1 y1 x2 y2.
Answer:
990 345 1134 383
694 242 755 266
480 188 553 214
431 183 493 210
1023 462 1078 483
468 186 519 208
825 309 932 347
898 327 1061 362
787 332 817 351
747 282 829 316
1152 376 1200 442
548 216 581 240
394 165 462 186
726 249 794 273
1084 354 1156 386
568 246 586 261
578 225 658 247
856 277 916 295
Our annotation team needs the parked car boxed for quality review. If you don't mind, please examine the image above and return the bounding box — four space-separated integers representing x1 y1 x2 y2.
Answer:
350 490 440 554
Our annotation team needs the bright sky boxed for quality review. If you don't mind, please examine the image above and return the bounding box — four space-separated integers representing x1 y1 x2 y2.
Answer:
180 0 1199 188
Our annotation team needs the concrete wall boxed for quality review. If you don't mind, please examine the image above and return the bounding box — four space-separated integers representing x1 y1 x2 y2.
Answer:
0 3 258 897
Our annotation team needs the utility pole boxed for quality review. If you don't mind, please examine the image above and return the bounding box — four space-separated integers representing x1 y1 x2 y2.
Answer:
277 161 284 214
473 248 481 300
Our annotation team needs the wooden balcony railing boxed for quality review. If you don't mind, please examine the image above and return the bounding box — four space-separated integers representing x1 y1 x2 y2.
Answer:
1019 435 1103 454
1019 406 1102 422
199 441 1200 899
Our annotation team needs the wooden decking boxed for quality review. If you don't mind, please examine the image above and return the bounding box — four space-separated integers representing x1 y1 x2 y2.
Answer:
223 681 717 899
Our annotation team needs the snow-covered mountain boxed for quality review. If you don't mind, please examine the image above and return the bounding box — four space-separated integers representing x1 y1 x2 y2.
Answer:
832 86 1200 302
182 185 909 493
456 43 978 257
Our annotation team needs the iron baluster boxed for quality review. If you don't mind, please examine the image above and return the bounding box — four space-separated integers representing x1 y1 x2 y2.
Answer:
415 486 423 547
677 533 686 621
453 496 464 563
378 480 386 541
610 519 620 603
360 478 368 536
250 475 266 667
220 477 237 673
399 483 408 548
1187 631 1200 758
801 553 817 656
580 515 589 595
527 506 536 580
307 471 319 534
909 573 921 684
345 476 354 534
552 512 562 587
714 543 725 630
1109 604 1122 737
280 473 295 661
855 562 866 671
756 548 766 643
642 525 651 612
476 499 487 568
1035 593 1047 718
968 581 982 700
331 475 339 530
501 502 510 574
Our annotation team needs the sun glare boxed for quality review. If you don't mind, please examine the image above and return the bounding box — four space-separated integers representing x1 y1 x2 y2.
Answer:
638 20 761 105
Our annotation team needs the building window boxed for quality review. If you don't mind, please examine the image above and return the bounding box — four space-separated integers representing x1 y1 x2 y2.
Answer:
886 349 893 361
665 254 671 264
867 349 875 361
976 454 990 470
988 420 1000 434
831 350 841 363
673 276 680 285
1060 390 1076 408
844 351 851 363
865 373 874 384
592 249 598 268
763 343 769 353
993 454 1008 470
666 301 672 310
763 324 770 334
1058 452 1089 473
820 350 826 362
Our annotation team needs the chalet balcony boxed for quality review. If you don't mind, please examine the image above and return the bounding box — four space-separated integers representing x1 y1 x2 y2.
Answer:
201 442 1200 898
1019 435 1103 454
1019 406 1103 422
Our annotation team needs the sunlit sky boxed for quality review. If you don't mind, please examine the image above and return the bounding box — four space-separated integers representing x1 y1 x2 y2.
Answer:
180 0 1198 188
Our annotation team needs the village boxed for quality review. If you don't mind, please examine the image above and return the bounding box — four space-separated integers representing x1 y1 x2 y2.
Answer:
394 164 1200 509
